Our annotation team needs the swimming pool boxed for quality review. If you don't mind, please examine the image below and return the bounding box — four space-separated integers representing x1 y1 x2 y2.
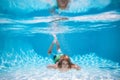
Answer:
0 0 120 80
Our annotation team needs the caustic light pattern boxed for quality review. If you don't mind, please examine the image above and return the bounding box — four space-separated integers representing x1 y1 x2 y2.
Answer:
0 49 120 80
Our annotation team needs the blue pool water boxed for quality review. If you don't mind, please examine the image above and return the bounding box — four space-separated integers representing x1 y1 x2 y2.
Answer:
0 0 120 80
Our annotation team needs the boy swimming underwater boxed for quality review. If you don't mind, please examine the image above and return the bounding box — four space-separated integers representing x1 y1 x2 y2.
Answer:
47 34 80 72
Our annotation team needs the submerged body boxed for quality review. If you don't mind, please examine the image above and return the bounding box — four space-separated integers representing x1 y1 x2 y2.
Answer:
47 34 80 72
47 54 80 72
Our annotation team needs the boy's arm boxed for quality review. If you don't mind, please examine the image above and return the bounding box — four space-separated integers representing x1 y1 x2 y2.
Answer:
47 64 57 69
72 64 81 70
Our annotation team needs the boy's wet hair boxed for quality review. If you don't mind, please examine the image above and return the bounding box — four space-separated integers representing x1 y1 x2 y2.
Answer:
58 55 74 68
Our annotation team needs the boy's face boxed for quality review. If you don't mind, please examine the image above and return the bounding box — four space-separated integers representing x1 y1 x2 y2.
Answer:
57 0 69 9
61 60 69 69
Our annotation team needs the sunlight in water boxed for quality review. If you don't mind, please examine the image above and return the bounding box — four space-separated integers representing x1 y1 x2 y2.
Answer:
0 0 119 80
0 50 120 80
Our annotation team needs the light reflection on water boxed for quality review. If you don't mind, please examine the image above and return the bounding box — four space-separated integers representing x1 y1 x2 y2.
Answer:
0 50 120 80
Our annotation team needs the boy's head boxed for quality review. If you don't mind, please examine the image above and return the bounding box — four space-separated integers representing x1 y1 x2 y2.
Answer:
57 0 70 9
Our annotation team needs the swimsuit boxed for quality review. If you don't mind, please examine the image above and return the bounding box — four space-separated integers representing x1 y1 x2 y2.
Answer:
53 53 63 63
53 49 63 63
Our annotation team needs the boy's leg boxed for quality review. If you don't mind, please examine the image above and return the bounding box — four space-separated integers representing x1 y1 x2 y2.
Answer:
48 41 54 54
53 34 62 53
48 33 58 54
52 33 60 50
48 33 62 54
